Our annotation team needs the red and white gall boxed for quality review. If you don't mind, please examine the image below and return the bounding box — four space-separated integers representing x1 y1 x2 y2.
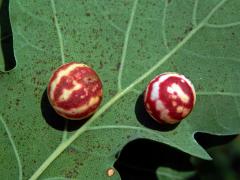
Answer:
144 73 196 124
47 62 103 120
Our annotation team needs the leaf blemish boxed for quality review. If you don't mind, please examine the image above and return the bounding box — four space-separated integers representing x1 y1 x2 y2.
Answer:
85 12 91 16
106 168 115 177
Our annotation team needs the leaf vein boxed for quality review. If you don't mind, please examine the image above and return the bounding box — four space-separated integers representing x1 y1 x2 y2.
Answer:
94 0 124 33
202 0 228 24
197 91 240 97
50 0 65 65
16 29 44 51
182 48 240 63
16 0 49 23
61 121 68 142
162 0 169 52
192 0 199 27
117 0 138 91
88 125 160 134
205 21 240 28
0 115 22 180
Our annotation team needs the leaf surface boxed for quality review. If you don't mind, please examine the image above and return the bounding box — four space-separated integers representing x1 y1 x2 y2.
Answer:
0 0 240 179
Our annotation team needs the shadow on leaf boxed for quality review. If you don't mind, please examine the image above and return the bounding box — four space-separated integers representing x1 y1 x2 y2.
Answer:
135 92 179 132
190 133 238 180
194 132 237 149
114 134 237 180
114 138 193 180
0 0 15 71
41 89 89 131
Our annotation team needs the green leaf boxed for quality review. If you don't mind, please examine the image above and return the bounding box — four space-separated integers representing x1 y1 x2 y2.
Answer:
157 167 195 180
0 115 22 179
0 0 239 179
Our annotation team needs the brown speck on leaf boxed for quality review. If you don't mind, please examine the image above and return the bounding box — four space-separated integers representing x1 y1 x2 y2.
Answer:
108 90 116 96
51 16 55 23
99 61 104 69
16 99 20 106
184 25 193 34
116 62 121 71
106 168 115 177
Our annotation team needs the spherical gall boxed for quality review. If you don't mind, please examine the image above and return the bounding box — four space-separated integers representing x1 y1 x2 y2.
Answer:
144 72 196 124
47 62 103 120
